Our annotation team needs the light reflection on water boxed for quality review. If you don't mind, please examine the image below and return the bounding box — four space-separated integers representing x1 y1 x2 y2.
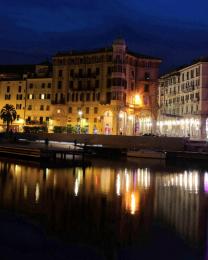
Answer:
0 160 207 256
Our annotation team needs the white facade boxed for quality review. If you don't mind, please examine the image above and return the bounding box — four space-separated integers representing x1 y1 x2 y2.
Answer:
157 60 208 139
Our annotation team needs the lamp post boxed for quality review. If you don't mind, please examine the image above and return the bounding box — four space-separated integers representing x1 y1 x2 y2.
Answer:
78 110 83 134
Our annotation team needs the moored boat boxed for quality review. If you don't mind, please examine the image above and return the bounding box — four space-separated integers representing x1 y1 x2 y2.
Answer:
127 150 166 159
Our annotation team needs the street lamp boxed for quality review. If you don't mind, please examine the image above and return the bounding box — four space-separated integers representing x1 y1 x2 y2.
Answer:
78 110 83 117
134 94 142 106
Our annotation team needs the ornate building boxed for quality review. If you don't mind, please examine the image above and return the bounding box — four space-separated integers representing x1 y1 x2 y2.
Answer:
52 38 161 135
157 58 208 139
0 39 161 135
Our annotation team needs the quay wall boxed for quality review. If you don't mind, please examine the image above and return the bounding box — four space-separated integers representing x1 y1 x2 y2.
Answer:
16 133 188 151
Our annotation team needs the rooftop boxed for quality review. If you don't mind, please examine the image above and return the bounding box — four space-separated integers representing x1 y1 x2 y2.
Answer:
161 56 208 78
54 47 161 61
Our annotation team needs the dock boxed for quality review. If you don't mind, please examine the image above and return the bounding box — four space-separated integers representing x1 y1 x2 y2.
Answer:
0 144 90 167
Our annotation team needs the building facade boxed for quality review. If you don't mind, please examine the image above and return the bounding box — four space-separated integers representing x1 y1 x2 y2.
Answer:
157 59 208 139
0 39 161 135
0 64 52 132
52 39 161 135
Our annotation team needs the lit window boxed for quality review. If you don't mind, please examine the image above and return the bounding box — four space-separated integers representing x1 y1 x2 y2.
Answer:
41 94 45 99
57 109 61 114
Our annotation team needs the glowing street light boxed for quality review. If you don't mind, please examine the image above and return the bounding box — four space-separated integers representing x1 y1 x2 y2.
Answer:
78 110 83 117
134 94 142 106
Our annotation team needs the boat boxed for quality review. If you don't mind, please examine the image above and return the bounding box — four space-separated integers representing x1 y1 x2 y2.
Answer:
127 150 166 159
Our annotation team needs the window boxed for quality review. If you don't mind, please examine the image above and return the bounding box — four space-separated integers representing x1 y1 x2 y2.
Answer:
106 92 111 104
6 86 10 93
144 84 149 92
76 93 78 101
58 81 62 89
70 69 74 77
86 107 89 114
46 117 49 122
78 81 82 89
40 105 44 111
47 94 51 99
94 118 97 123
18 86 21 92
48 83 51 88
16 94 23 100
95 80 99 88
96 92 100 101
80 93 84 101
107 67 111 75
5 94 11 100
46 105 50 111
144 72 150 80
40 94 45 99
16 104 22 109
92 93 95 101
107 79 111 88
96 68 100 75
87 68 91 75
58 70 63 77
40 117 43 124
29 83 33 89
68 107 72 113
87 80 91 88
94 107 98 114
79 69 83 76
28 105 32 110
69 81 74 88
28 94 33 100
42 83 45 88
17 115 20 121
86 93 90 101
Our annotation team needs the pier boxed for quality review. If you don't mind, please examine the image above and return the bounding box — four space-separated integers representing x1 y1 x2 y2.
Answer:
0 143 90 167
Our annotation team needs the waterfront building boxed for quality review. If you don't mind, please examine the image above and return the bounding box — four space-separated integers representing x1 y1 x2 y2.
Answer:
52 38 161 135
0 63 52 132
157 58 208 139
0 39 161 135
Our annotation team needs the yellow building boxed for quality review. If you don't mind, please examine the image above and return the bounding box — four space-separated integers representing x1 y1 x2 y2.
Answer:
0 39 161 135
0 78 26 131
0 64 52 132
52 38 161 135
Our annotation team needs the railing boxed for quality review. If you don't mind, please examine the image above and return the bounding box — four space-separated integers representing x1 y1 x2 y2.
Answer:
71 73 97 79
51 99 66 105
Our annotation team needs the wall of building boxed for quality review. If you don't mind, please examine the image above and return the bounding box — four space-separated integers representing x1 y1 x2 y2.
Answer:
158 61 208 139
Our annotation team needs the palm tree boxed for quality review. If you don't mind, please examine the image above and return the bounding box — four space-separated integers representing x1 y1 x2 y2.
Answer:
0 104 17 132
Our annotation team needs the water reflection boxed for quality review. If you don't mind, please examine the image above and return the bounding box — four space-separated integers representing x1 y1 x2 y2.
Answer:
0 161 207 257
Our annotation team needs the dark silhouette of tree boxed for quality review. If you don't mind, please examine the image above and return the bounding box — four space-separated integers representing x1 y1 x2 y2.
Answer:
0 104 17 132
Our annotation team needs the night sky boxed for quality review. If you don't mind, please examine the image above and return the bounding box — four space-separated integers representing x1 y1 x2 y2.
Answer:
1 0 208 73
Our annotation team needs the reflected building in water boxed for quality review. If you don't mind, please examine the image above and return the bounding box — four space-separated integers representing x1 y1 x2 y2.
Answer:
0 161 207 253
154 170 207 248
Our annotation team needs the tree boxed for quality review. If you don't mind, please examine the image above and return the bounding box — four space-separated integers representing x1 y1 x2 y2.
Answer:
0 104 17 132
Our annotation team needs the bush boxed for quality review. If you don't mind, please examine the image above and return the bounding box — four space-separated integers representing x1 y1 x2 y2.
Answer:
23 126 48 133
53 126 66 133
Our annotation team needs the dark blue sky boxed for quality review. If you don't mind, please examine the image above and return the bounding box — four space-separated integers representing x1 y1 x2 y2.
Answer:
1 0 208 72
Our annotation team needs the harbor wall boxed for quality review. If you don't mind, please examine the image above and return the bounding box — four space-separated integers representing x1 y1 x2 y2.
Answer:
16 133 188 151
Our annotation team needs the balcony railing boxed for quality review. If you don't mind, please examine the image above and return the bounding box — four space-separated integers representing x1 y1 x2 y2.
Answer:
71 72 97 79
51 99 66 105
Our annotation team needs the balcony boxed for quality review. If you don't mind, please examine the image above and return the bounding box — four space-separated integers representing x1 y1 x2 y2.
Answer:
51 99 66 105
71 72 97 79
